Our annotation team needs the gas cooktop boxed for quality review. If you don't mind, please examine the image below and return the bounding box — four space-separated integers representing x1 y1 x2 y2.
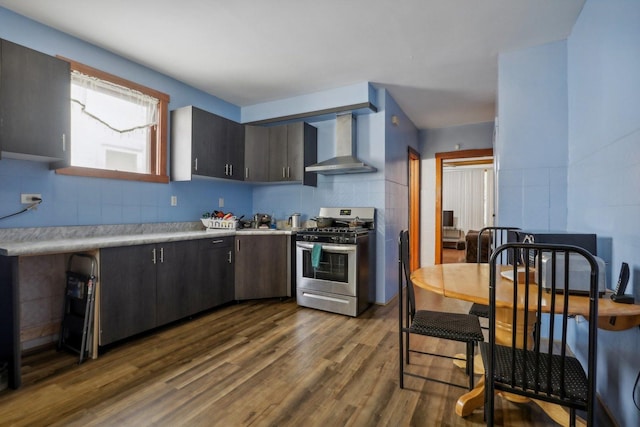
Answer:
301 227 369 234
296 207 375 244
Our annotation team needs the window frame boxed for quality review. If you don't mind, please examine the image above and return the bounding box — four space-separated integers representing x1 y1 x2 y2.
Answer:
56 57 170 183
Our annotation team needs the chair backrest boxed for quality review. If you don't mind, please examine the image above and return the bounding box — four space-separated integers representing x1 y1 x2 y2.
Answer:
487 242 599 421
398 230 417 318
477 226 520 264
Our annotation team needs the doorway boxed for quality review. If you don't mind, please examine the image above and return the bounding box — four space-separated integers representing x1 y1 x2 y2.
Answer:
435 148 493 264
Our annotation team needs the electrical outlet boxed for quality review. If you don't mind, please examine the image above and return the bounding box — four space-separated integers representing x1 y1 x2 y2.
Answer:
170 195 177 206
21 193 42 204
219 197 224 208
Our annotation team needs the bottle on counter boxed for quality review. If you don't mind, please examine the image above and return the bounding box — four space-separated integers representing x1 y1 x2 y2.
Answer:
270 214 277 229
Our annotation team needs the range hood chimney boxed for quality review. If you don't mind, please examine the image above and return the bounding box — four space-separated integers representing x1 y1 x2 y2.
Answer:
305 113 376 175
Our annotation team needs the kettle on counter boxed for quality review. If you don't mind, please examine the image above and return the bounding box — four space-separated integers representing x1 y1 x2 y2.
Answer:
288 213 301 230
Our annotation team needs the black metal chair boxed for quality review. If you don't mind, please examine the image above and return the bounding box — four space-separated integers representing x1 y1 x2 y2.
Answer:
398 230 484 390
480 242 599 426
468 226 521 321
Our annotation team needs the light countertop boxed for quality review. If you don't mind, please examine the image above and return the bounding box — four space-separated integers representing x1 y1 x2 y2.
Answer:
0 224 296 257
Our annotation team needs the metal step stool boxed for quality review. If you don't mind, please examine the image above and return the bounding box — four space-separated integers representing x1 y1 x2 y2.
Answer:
57 253 97 364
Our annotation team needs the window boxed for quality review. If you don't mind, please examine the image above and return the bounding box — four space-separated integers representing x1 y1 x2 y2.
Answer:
56 59 170 183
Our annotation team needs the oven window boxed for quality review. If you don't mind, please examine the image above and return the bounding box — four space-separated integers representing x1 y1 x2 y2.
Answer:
301 249 350 283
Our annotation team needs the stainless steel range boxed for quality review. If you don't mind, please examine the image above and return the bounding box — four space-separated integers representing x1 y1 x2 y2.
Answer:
295 207 375 317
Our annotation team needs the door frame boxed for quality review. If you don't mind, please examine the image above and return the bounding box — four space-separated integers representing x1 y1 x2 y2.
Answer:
408 147 421 271
434 148 493 264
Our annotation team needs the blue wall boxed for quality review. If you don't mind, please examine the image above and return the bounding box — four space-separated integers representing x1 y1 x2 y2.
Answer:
496 40 569 232
252 88 398 304
420 121 495 158
417 122 494 266
567 1 640 425
0 158 252 226
0 8 252 227
496 1 640 424
0 7 404 304
384 92 419 303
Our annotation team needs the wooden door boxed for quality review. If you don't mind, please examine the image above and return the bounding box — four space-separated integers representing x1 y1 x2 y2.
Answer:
408 148 421 271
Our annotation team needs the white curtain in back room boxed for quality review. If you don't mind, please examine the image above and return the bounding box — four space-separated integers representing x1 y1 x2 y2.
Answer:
443 168 494 234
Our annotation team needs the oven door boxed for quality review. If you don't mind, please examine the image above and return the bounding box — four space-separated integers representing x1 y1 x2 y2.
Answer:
295 241 357 296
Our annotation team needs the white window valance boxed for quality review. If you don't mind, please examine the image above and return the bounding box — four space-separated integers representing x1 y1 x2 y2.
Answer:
70 70 158 134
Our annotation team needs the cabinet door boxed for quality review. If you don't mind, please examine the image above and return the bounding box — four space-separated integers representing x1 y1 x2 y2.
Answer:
195 237 234 311
99 244 157 345
225 120 245 181
302 122 318 187
244 125 269 182
156 240 198 326
0 39 69 161
287 122 317 186
268 125 288 181
287 122 305 182
171 105 245 182
191 107 218 177
235 235 288 300
207 113 231 179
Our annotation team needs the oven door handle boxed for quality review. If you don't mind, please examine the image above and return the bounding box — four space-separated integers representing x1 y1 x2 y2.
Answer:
296 242 355 253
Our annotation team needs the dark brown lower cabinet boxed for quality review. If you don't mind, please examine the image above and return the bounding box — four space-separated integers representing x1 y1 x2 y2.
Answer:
191 237 234 313
156 240 198 326
99 244 157 346
234 234 290 300
99 237 234 346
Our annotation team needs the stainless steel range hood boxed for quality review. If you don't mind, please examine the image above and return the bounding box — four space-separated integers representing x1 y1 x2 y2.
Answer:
305 113 376 175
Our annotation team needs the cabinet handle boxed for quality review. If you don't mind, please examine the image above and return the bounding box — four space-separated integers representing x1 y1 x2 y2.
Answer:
282 167 286 178
152 248 157 264
160 247 164 263
245 167 249 179
287 166 291 178
230 164 233 176
225 164 229 175
194 157 198 171
62 134 66 152
211 239 224 244
228 250 232 264
236 239 240 252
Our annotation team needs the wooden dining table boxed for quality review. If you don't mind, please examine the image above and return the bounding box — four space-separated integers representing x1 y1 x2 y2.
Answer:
410 263 640 427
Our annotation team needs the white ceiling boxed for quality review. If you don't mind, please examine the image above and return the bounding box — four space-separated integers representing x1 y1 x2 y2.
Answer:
0 0 585 129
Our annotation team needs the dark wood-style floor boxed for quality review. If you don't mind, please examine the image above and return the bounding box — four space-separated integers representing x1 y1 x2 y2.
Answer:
0 287 612 426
